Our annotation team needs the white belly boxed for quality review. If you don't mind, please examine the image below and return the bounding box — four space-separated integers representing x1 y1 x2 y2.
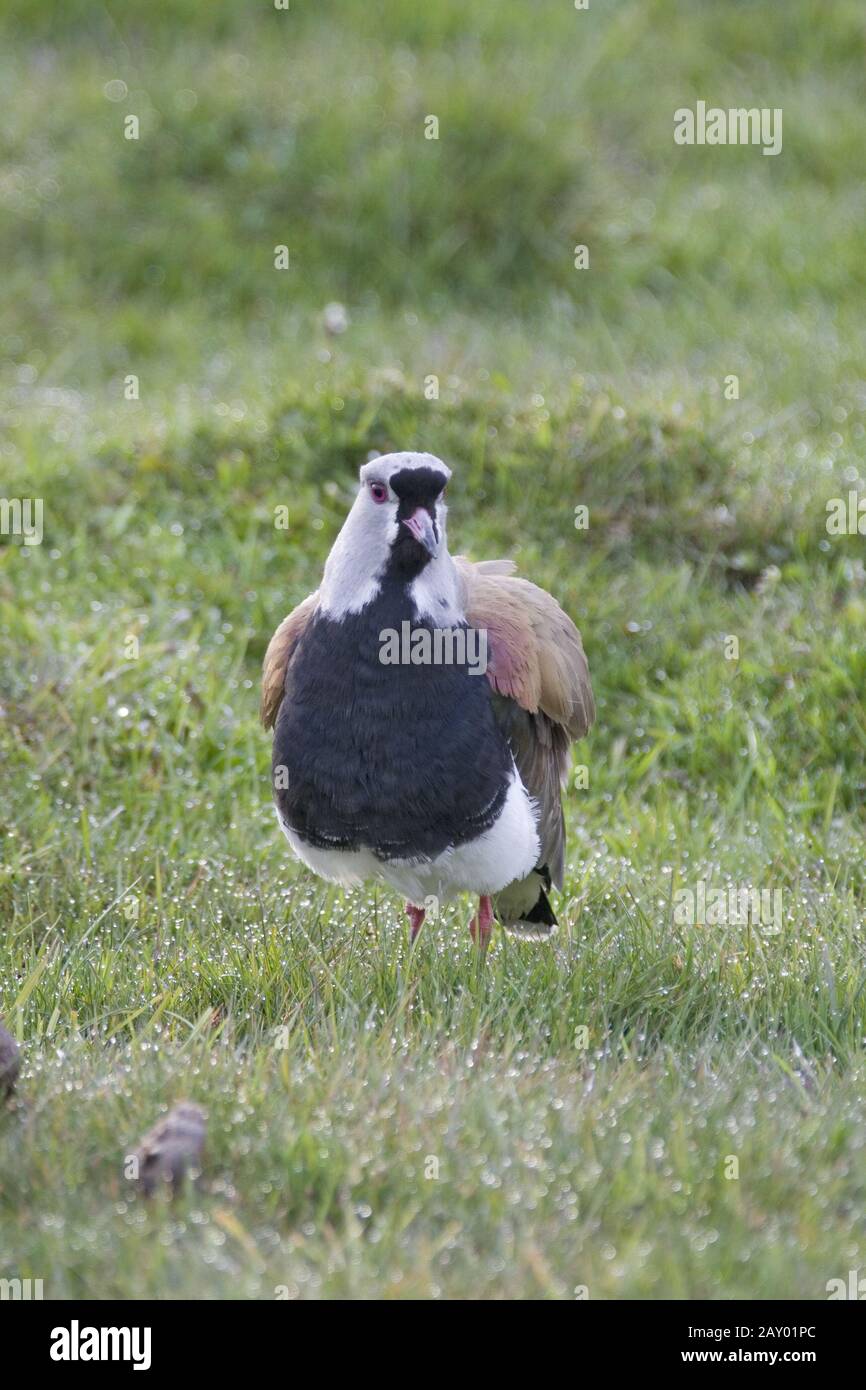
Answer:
278 768 539 906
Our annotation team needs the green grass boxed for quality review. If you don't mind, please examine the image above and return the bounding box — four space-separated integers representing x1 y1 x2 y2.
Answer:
2 0 866 1299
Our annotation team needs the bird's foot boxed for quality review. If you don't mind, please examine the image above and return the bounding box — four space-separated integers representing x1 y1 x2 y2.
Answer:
469 894 494 948
406 903 426 941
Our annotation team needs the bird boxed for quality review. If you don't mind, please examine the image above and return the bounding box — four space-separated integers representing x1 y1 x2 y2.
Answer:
130 1101 207 1197
0 1020 20 1097
261 451 594 946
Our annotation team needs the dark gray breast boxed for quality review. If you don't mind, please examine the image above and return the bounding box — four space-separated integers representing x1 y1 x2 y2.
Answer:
272 579 513 860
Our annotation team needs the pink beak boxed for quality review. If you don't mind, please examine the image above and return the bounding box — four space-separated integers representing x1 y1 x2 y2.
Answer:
402 507 439 557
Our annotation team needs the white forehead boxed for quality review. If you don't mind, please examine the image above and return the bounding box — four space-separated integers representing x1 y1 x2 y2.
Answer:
359 452 452 487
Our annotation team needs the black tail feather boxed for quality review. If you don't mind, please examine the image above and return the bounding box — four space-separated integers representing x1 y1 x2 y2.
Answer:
523 886 557 926
497 874 558 940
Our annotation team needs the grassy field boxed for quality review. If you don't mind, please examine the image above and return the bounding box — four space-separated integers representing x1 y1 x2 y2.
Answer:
2 0 866 1299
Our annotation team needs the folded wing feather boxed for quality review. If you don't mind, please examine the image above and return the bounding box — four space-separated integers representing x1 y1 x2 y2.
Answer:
454 555 594 888
260 590 319 730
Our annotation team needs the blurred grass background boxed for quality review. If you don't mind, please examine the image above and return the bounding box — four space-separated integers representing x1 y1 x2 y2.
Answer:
1 0 866 1299
2 0 865 390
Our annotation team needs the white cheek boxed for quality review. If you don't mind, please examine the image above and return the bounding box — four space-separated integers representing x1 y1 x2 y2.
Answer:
319 495 395 617
366 494 398 532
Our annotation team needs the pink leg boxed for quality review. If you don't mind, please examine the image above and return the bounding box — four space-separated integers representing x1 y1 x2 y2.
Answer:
469 894 494 947
406 903 426 941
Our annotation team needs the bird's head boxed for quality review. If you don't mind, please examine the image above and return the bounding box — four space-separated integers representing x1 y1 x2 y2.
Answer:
320 452 454 616
359 452 451 573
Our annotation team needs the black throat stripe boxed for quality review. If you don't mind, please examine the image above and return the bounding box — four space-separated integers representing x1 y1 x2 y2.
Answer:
386 467 447 581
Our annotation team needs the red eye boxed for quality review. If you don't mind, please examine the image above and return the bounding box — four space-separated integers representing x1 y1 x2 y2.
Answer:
369 482 388 504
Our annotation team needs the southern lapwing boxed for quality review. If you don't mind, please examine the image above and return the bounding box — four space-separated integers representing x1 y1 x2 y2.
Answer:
262 452 594 945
